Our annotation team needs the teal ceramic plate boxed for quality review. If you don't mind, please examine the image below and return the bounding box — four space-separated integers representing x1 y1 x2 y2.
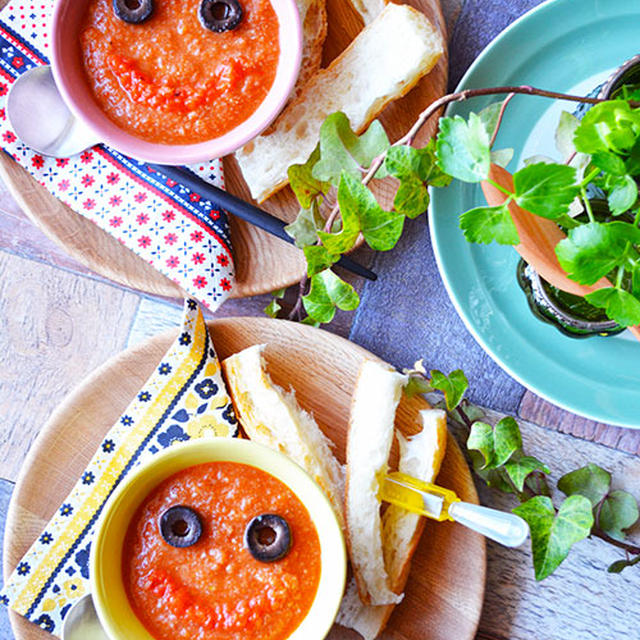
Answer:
429 0 640 428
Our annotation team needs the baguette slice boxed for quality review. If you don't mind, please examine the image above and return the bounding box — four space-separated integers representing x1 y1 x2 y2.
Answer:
221 344 345 529
347 0 386 24
236 3 443 202
296 0 328 92
346 360 407 606
338 408 448 639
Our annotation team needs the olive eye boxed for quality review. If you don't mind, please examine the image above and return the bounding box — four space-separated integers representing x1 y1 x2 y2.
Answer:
159 506 203 548
245 514 291 563
198 0 243 32
113 0 154 24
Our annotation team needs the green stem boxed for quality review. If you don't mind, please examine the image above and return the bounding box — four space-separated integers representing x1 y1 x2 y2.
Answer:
580 168 600 188
487 177 514 199
581 188 595 223
616 265 625 288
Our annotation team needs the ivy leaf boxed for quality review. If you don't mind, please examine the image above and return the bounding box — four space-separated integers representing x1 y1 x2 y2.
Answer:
285 203 326 249
303 245 339 277
288 145 330 208
557 463 611 507
436 112 491 183
394 177 430 218
555 111 581 160
403 375 432 398
385 145 434 182
585 287 640 326
555 222 640 285
467 416 522 469
467 422 494 468
264 298 282 318
574 101 640 155
513 495 594 581
430 369 468 411
459 203 519 245
333 172 405 251
302 269 360 324
599 490 640 541
504 455 550 493
313 113 390 185
608 555 640 574
512 163 579 219
606 174 638 215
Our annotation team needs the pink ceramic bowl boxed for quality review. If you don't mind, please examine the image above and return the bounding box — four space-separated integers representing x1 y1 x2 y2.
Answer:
50 0 302 164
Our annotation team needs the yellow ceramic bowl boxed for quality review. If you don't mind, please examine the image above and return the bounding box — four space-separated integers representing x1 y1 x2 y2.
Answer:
90 438 346 640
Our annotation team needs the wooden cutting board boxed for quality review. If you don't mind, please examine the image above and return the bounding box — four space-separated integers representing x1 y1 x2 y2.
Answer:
4 317 485 640
0 0 448 298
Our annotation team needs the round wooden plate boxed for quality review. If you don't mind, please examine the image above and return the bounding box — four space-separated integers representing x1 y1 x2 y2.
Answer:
4 318 484 640
0 0 448 299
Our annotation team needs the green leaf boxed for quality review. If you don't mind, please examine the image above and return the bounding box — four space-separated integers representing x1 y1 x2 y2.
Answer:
592 151 628 176
467 422 494 468
332 172 405 251
555 221 640 285
585 287 640 326
303 245 339 277
313 113 390 185
394 177 430 218
264 298 281 318
574 101 640 155
599 490 640 541
466 416 522 470
608 555 640 573
385 145 435 182
478 101 503 139
404 375 432 398
513 163 579 219
302 269 360 324
557 463 611 507
607 174 638 215
459 203 519 245
288 145 330 208
285 203 326 248
504 455 550 492
436 112 491 183
513 495 594 581
555 111 581 160
430 369 468 411
271 288 286 299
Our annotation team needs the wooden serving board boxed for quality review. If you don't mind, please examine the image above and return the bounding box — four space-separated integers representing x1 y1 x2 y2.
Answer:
0 0 448 298
4 318 484 640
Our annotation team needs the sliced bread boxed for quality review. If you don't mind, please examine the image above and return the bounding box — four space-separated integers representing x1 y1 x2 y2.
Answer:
235 3 444 202
221 344 345 529
347 0 386 24
295 0 328 92
338 408 448 639
345 360 407 606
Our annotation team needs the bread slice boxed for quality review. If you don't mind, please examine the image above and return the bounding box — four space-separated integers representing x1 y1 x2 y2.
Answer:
347 0 386 24
235 3 444 202
345 360 407 606
295 0 328 93
221 344 345 529
338 408 448 639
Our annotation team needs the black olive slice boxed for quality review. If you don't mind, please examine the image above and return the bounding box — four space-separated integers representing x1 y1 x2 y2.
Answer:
159 506 203 548
245 514 291 563
198 0 243 33
113 0 154 24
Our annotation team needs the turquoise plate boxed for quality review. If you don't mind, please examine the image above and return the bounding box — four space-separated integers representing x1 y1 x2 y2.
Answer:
429 0 640 428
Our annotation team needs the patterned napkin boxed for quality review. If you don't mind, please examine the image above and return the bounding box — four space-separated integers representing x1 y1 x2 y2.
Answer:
0 1 235 310
0 299 238 636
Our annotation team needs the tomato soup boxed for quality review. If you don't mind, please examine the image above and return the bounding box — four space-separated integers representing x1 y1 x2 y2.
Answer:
123 461 322 640
79 0 280 144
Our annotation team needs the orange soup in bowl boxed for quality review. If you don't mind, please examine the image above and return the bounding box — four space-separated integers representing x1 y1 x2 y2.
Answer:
79 0 280 145
122 461 322 640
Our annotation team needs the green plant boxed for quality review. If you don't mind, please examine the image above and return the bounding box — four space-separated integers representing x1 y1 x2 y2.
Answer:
269 85 640 328
403 365 640 581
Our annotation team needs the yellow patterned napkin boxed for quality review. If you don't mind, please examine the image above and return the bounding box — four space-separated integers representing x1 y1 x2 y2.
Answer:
1 299 238 637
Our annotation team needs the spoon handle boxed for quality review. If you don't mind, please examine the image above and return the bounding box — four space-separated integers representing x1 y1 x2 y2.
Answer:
149 164 377 282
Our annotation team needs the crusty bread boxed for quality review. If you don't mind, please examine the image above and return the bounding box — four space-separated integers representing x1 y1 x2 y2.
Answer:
235 3 444 202
345 360 407 606
347 0 386 24
221 344 345 529
295 0 328 92
338 408 448 639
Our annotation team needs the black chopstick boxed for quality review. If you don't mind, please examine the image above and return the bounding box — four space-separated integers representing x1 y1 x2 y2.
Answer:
149 164 377 282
